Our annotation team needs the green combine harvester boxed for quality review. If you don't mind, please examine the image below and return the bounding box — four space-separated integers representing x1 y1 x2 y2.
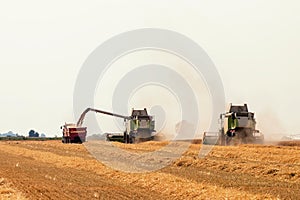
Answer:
106 108 156 143
203 103 264 145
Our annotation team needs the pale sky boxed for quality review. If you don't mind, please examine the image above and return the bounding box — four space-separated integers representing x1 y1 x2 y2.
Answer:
0 0 299 139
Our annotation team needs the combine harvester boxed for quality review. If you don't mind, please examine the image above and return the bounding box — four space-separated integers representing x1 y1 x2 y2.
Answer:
61 108 155 144
203 103 264 145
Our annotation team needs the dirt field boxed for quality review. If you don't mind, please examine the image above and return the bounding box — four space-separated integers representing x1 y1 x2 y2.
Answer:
0 140 299 200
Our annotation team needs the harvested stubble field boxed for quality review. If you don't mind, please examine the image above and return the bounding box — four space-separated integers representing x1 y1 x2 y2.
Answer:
0 140 299 200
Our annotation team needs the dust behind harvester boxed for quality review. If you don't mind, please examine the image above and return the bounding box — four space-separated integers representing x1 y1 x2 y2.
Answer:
203 103 264 145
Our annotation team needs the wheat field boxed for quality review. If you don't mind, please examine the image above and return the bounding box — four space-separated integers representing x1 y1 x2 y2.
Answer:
0 140 299 199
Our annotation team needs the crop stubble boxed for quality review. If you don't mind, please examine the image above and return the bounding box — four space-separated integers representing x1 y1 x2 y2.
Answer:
0 140 299 199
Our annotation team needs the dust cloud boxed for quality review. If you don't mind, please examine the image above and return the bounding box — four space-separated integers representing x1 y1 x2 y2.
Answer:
256 108 287 141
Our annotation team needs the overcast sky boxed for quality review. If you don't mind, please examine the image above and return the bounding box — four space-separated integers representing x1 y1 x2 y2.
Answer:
0 0 299 139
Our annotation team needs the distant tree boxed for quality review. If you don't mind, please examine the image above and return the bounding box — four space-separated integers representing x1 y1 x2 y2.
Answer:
29 130 35 137
28 130 39 137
